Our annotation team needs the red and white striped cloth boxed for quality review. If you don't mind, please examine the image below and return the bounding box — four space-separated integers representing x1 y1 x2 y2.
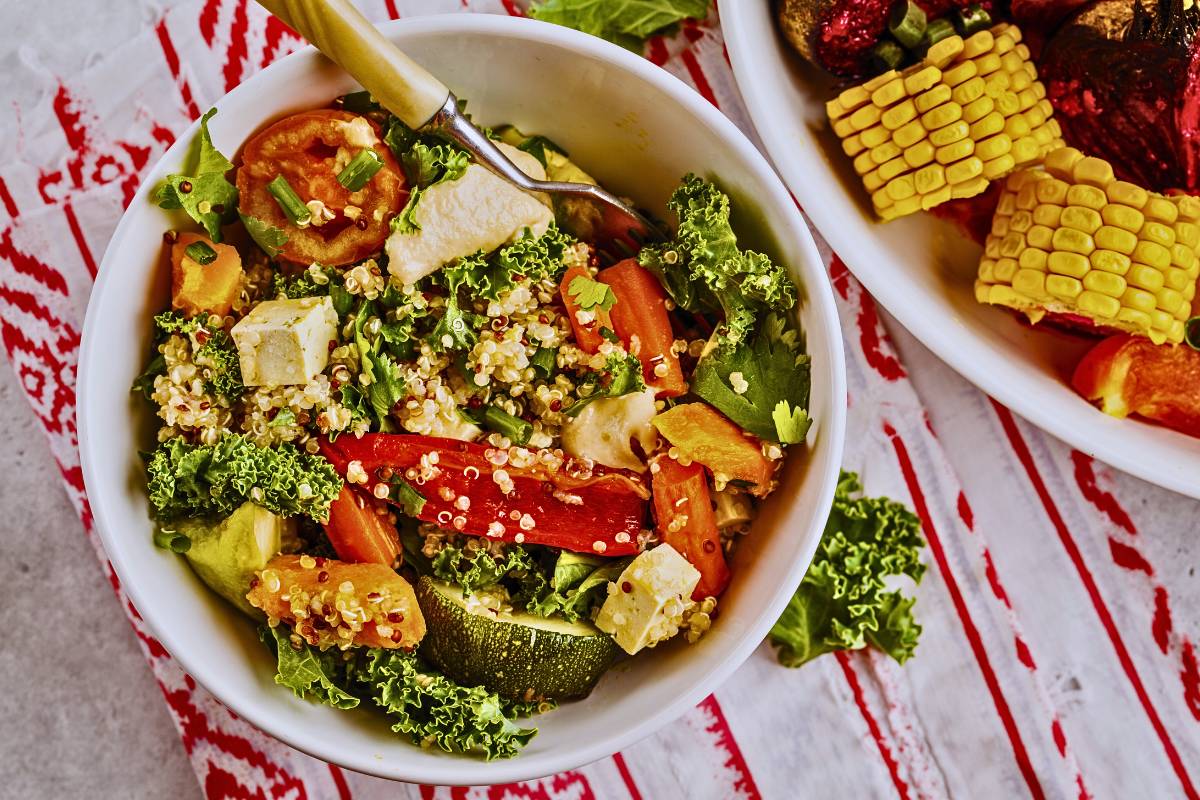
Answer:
2 1 1198 797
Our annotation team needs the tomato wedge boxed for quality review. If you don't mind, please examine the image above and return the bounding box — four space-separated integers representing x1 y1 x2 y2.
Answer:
599 258 686 397
323 484 403 566
559 265 613 354
651 454 729 599
236 109 406 266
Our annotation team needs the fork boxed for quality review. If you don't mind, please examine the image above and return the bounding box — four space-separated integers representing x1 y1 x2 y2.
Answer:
255 0 666 264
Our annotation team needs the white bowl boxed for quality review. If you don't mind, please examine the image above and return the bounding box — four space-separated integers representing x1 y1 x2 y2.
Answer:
724 6 1200 499
78 14 846 785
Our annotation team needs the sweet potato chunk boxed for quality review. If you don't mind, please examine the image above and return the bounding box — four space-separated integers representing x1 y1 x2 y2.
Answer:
247 554 425 650
171 232 243 317
652 403 778 496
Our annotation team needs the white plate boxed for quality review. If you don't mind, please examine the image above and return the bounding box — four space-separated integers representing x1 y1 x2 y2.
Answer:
724 4 1200 499
77 14 846 785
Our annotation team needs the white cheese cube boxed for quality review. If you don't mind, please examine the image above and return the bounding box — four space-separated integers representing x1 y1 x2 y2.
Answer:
562 387 658 472
595 544 701 655
230 296 338 387
385 143 554 285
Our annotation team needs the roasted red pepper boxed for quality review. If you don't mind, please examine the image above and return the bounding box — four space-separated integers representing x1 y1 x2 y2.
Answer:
323 484 402 566
651 454 730 599
320 434 648 556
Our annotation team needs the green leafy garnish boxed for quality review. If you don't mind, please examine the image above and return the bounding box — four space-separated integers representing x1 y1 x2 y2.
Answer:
392 142 471 235
568 274 617 311
262 626 359 710
529 0 709 51
565 349 646 416
432 545 535 596
155 109 238 241
152 311 244 399
239 213 289 258
145 434 343 521
184 241 217 265
691 313 810 443
351 299 408 431
132 353 166 400
388 475 426 518
640 174 796 347
768 472 925 668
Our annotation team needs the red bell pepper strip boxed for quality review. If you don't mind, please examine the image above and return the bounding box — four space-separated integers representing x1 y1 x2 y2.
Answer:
323 484 402 567
651 454 729 599
319 434 648 556
559 265 614 354
599 258 686 397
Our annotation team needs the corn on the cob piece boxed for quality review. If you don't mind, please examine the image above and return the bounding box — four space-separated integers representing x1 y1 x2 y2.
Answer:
975 147 1200 345
827 23 1063 221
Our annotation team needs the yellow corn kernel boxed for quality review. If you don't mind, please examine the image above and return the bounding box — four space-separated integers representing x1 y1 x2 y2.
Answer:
936 138 975 165
1003 114 1032 140
1174 221 1199 248
832 116 858 139
1169 319 1185 341
1133 240 1170 269
983 71 1011 98
1034 81 1049 101
1083 270 1126 298
1140 221 1176 249
1002 51 1027 77
1116 308 1152 330
975 282 992 302
864 169 886 193
861 124 892 148
985 236 1002 259
969 110 1005 140
994 257 1019 282
1012 136 1042 166
892 120 926 149
904 139 936 168
880 195 922 220
962 30 995 59
1019 247 1049 271
826 97 847 121
1156 287 1184 315
1061 206 1103 235
1174 194 1200 222
1013 269 1046 296
1025 226 1053 252
1044 147 1084 180
1010 69 1033 94
879 155 910 182
1122 286 1157 312
963 95 997 124
1151 309 1174 332
863 70 900 92
983 154 1017 181
1066 156 1113 191
886 175 916 201
974 52 1003 77
1105 181 1147 209
1100 204 1145 233
854 151 875 175
1171 243 1196 271
1046 274 1083 300
994 91 1020 117
975 133 1012 162
872 190 894 210
1053 227 1095 256
1015 40 1031 56
1034 178 1070 206
999 232 1026 258
1031 125 1056 148
850 103 884 131
843 134 867 158
914 163 947 194
1144 196 1179 224
1010 210 1033 233
942 60 977 87
872 78 907 108
978 257 997 283
915 85 953 114
947 157 985 185
1091 250 1132 275
1033 204 1063 228
881 99 918 131
1077 291 1121 319
927 35 966 68
929 120 970 148
1184 282 1196 302
1066 184 1107 211
871 141 903 165
952 176 990 199
921 184 954 210
1023 101 1046 128
1163 266 1192 291
1049 251 1090 277
836 85 871 114
991 215 1010 238
904 65 942 95
995 27 1018 49
1128 263 1165 291
954 76 987 106
922 102 964 130
1095 225 1138 255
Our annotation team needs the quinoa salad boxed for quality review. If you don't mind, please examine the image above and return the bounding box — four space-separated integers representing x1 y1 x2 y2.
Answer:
136 93 813 759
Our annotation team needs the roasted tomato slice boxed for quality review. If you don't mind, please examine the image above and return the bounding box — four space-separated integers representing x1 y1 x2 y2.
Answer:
236 109 406 266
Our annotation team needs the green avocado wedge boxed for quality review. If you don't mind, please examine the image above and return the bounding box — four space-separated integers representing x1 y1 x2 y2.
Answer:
416 576 620 701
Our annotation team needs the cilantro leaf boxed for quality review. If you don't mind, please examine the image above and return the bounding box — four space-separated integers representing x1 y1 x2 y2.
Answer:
155 109 238 241
240 213 288 258
691 313 810 443
530 0 709 50
568 274 616 311
768 472 925 668
262 626 359 710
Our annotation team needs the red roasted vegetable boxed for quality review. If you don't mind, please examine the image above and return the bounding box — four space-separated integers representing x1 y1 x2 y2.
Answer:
651 455 730 599
599 258 687 397
1072 334 1200 437
323 484 402 566
320 434 648 556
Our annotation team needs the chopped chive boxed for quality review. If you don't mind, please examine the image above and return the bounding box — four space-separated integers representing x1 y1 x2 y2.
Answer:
1186 316 1200 350
956 3 991 36
153 528 191 553
887 0 927 49
872 39 906 73
184 240 218 266
337 149 385 192
922 17 957 48
483 405 532 445
531 346 557 378
339 91 377 114
267 175 311 226
388 475 426 517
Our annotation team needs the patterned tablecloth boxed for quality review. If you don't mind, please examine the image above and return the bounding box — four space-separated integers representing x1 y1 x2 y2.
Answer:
3 1 1198 797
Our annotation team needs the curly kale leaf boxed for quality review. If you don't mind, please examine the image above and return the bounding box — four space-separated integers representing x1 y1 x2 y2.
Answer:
639 174 796 347
768 472 925 668
155 109 238 241
261 626 359 710
146 434 343 522
391 141 471 235
150 311 244 400
530 0 709 51
564 348 645 416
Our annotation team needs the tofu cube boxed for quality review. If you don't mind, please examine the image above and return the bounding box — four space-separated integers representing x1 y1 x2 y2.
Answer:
231 296 338 387
385 142 554 285
595 544 701 655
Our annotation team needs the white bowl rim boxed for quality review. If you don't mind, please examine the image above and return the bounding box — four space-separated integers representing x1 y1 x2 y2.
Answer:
78 13 847 785
722 8 1200 500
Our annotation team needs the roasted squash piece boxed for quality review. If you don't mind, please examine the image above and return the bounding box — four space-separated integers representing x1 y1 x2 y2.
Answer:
171 231 243 317
652 403 778 496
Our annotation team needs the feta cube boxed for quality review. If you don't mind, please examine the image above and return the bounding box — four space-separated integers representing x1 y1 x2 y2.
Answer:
230 296 338 387
595 544 701 655
385 142 554 285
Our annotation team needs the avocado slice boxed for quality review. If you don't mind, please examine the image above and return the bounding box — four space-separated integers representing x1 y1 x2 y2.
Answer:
171 501 288 618
416 576 620 701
